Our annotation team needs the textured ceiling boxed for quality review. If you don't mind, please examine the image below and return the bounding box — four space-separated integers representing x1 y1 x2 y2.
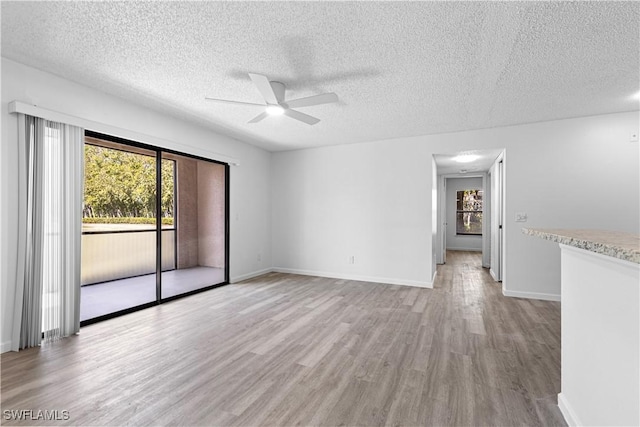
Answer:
2 2 639 152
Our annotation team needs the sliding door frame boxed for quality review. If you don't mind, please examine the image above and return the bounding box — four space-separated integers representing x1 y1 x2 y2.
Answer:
156 150 163 302
80 130 230 325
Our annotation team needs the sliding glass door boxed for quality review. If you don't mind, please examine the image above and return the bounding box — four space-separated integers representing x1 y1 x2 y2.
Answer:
80 138 158 321
80 132 228 324
161 153 227 300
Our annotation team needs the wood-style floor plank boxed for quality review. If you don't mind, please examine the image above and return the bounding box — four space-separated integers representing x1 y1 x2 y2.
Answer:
1 251 566 426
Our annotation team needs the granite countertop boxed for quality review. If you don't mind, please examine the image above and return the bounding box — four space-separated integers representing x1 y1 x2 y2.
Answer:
522 228 640 264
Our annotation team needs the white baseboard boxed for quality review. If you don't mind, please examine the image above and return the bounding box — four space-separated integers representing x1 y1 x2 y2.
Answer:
1 340 13 354
503 289 561 302
558 393 580 426
272 267 433 289
446 247 482 252
489 268 499 281
230 268 274 283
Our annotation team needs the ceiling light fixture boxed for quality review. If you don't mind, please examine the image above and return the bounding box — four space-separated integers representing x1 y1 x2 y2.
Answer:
205 73 338 125
265 104 285 116
453 154 480 163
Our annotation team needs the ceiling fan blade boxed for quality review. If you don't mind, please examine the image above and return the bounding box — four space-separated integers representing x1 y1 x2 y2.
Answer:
205 97 265 106
283 108 320 125
285 93 339 109
248 111 268 124
248 73 279 105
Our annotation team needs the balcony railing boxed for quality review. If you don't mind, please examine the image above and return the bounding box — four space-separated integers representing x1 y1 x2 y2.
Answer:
81 226 176 285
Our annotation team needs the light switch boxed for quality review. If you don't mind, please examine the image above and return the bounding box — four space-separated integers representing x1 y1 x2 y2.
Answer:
515 212 528 222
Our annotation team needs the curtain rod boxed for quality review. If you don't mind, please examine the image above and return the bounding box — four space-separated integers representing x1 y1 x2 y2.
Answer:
8 101 241 166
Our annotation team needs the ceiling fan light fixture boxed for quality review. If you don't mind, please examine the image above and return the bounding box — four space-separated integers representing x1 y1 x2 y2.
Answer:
266 104 285 116
206 73 337 125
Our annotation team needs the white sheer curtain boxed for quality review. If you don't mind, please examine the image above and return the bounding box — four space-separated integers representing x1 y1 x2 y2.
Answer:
12 115 84 350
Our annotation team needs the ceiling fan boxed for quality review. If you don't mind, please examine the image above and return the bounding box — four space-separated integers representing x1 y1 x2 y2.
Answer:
205 73 338 125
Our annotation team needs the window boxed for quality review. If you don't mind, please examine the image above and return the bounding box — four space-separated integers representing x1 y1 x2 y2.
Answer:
456 190 483 235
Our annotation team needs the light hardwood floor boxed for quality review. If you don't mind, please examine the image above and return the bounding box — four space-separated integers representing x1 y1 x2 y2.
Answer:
1 251 566 426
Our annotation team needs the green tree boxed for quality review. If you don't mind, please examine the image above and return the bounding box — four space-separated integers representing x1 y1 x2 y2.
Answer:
83 144 174 220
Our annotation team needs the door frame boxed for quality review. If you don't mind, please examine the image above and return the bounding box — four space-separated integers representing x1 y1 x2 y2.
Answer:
435 150 505 280
489 151 505 283
437 173 485 263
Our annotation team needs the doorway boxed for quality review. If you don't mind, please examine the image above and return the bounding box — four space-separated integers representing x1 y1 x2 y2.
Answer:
433 149 504 282
80 131 229 324
445 177 484 252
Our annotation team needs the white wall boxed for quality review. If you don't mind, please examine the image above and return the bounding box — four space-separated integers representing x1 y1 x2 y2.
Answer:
1 58 272 352
445 177 483 251
559 246 639 426
271 142 432 288
272 111 639 300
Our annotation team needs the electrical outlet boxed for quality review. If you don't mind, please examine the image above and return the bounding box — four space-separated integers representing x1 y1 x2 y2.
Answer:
515 212 528 222
348 255 355 264
257 253 261 262
631 132 639 143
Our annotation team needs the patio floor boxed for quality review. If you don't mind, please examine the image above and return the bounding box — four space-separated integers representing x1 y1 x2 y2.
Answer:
80 266 225 322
